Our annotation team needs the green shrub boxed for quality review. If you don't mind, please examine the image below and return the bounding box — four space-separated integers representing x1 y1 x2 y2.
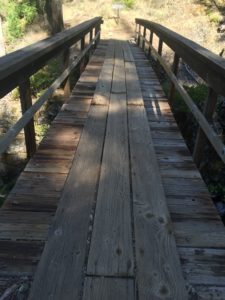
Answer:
112 0 135 9
123 0 135 9
30 56 62 96
6 0 37 41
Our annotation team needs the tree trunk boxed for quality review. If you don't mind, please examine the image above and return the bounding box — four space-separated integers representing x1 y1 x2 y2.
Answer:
0 16 6 57
45 0 64 35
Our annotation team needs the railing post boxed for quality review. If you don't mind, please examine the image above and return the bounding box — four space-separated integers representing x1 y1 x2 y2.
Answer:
19 79 36 158
81 35 85 51
135 23 138 43
193 87 218 167
89 28 93 43
148 30 153 58
142 27 146 51
94 23 101 46
137 24 141 47
158 38 163 56
168 53 180 105
63 48 71 97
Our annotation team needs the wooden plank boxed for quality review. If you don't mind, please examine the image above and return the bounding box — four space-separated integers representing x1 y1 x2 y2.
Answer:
62 100 92 112
11 177 64 197
111 41 126 94
159 162 202 179
163 177 209 196
132 42 225 299
3 193 57 212
92 40 115 105
179 247 225 286
192 285 225 300
82 277 135 300
29 104 108 300
127 45 187 299
0 211 51 241
174 220 225 248
0 240 43 272
25 158 72 174
128 105 187 299
125 61 143 105
87 93 133 277
122 42 135 62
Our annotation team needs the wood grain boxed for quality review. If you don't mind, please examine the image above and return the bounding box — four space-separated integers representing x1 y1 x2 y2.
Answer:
82 277 135 300
125 61 143 106
111 41 126 94
92 40 115 105
29 104 108 300
87 92 133 277
127 46 187 299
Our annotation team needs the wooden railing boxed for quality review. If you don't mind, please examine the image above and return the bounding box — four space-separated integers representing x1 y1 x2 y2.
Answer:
0 17 102 157
135 18 225 166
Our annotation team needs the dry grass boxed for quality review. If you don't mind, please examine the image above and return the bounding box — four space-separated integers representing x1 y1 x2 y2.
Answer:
5 0 225 56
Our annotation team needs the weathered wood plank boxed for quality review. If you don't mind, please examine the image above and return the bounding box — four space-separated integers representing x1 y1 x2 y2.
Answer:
179 247 225 286
82 277 135 300
122 42 135 62
111 41 126 94
92 40 115 105
174 220 225 248
131 42 225 299
0 240 43 274
128 105 188 299
192 285 225 300
3 193 57 212
87 93 133 277
0 211 52 241
125 61 143 105
62 100 92 112
29 104 108 300
127 44 187 299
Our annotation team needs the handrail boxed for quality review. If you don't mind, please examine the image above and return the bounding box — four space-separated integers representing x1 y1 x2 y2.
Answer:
0 17 102 98
136 18 225 97
0 17 102 157
135 18 225 166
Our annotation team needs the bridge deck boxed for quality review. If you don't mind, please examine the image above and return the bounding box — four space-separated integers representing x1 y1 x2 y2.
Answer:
1 40 225 299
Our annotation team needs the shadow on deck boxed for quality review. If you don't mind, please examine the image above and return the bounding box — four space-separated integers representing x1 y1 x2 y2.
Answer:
0 39 225 300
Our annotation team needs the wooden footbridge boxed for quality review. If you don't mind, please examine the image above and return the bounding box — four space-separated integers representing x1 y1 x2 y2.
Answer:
0 17 225 299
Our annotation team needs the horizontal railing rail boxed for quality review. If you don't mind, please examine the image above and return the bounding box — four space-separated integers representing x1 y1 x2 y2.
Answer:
0 17 102 157
135 18 225 166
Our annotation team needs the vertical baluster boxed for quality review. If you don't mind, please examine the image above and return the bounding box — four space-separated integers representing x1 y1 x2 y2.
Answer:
19 79 36 158
95 24 101 46
158 38 163 56
90 28 93 43
193 87 218 167
137 24 141 47
135 23 138 43
148 30 153 58
142 27 146 51
63 48 71 97
81 35 85 51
